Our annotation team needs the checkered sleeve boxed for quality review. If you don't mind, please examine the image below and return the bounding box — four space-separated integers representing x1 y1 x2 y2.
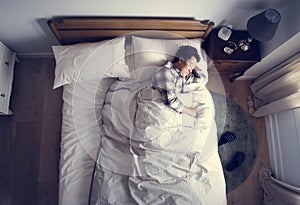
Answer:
185 73 204 85
152 68 184 112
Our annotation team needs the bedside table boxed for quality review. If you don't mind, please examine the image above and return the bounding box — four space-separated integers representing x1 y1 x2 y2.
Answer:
204 29 261 81
0 41 16 115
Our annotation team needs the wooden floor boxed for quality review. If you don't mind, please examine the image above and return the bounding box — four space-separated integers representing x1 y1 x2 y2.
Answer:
0 58 63 205
0 58 270 205
207 72 270 205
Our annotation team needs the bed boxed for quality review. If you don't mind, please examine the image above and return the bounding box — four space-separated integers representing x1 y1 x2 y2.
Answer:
48 17 226 205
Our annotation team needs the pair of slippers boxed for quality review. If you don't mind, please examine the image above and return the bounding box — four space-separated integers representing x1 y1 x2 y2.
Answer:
218 131 246 172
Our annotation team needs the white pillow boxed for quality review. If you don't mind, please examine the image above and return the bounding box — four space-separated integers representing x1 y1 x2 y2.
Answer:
52 36 130 89
131 36 208 83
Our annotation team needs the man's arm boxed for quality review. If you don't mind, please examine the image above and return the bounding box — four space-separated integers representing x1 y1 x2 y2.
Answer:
153 68 197 117
153 68 184 112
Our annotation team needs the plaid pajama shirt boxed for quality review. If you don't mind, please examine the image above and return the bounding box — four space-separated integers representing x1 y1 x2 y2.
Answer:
152 61 202 113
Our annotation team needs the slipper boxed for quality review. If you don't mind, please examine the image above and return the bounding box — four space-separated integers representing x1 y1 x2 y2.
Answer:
218 131 237 146
225 151 246 172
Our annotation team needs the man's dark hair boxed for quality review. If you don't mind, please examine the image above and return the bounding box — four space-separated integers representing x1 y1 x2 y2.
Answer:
173 45 200 63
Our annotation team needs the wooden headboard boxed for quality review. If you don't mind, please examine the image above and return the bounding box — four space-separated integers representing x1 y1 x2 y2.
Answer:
48 17 214 45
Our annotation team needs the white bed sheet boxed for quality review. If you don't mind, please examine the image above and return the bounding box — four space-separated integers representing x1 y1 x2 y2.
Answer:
59 64 226 205
59 78 115 205
89 66 227 204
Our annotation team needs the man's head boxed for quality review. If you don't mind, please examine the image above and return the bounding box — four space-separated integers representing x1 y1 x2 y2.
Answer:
173 45 200 77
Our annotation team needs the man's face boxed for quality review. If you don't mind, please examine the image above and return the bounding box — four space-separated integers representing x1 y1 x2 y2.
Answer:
180 56 197 77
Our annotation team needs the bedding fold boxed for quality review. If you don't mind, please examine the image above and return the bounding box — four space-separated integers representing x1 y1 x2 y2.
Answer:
89 76 225 204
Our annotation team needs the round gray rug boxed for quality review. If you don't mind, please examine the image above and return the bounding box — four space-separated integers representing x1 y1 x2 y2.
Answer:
211 92 257 193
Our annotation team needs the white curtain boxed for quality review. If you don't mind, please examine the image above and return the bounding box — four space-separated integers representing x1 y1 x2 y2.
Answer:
260 167 300 205
248 51 300 117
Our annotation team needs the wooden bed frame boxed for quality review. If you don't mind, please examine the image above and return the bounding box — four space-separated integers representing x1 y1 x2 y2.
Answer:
48 17 214 45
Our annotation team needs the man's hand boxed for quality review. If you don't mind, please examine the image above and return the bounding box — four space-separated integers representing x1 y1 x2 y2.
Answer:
181 105 209 118
181 106 197 118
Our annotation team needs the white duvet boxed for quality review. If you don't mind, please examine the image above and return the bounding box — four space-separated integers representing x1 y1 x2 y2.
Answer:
89 68 227 205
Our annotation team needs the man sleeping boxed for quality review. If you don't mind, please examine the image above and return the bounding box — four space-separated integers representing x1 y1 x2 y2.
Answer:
152 45 206 119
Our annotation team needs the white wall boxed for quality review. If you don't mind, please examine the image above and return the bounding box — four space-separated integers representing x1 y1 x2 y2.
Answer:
0 0 296 56
261 0 300 58
0 0 233 54
1 0 299 80
265 108 300 188
242 32 300 79
242 0 300 79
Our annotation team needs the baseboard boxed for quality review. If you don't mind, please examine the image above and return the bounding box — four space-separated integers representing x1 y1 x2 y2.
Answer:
17 52 54 58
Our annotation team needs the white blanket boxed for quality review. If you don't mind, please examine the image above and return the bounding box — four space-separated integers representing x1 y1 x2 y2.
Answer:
89 73 226 205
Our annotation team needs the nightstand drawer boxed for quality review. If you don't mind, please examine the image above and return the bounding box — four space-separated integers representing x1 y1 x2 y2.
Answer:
213 61 254 73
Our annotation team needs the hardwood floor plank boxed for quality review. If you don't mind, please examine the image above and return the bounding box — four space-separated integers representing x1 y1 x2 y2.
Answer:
12 59 47 122
0 116 13 205
39 58 62 183
11 121 42 205
37 182 59 205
